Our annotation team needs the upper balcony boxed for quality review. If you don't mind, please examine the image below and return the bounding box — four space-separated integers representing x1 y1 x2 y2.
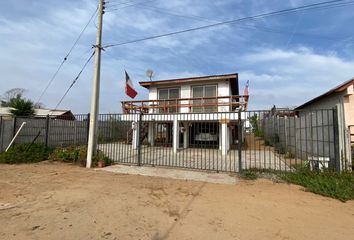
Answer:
121 95 248 114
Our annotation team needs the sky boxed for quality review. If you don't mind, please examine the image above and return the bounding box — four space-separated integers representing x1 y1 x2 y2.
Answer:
1 0 354 113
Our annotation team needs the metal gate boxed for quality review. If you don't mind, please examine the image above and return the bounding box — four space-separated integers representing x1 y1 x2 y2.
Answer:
97 109 342 173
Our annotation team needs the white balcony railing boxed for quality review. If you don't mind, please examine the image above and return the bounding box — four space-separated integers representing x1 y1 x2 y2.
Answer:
121 95 248 114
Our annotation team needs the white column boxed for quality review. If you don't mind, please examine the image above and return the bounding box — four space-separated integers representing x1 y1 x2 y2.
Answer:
183 122 189 149
221 123 229 155
173 118 179 153
148 122 154 147
132 121 139 150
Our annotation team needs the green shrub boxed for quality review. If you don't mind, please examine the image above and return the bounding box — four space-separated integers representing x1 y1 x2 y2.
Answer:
0 143 52 164
281 169 354 202
49 145 87 166
254 129 264 137
241 170 258 180
264 139 272 146
274 143 286 154
92 150 113 167
49 146 113 167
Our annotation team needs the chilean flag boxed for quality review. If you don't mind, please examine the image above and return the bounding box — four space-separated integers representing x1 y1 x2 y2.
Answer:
125 71 137 99
244 80 249 108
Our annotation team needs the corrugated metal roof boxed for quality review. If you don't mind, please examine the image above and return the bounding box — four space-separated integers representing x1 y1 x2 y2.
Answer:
0 107 14 115
0 107 71 117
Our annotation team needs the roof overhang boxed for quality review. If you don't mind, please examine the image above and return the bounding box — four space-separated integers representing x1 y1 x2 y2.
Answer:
295 77 354 110
139 73 239 95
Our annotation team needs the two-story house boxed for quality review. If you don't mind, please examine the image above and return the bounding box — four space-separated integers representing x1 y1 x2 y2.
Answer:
121 73 248 156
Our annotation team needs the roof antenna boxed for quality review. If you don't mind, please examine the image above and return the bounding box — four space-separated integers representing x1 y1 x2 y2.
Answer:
146 69 154 81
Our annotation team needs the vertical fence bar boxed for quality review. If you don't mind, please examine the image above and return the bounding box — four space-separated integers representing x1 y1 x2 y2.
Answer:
86 113 90 144
137 113 142 166
238 110 242 172
332 107 340 171
12 116 17 138
45 114 50 148
0 116 3 152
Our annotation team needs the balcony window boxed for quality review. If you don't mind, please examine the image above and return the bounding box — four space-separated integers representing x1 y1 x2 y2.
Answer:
192 85 217 112
158 88 180 113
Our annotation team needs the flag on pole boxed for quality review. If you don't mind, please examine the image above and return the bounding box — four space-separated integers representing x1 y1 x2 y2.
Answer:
125 71 137 99
243 80 249 109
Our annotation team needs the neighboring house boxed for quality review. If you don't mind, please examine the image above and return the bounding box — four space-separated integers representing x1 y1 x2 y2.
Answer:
0 107 75 120
121 73 248 155
0 107 14 119
34 109 76 120
295 77 354 166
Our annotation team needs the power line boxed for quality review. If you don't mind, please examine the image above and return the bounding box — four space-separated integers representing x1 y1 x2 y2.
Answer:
53 51 95 110
35 7 98 106
105 0 157 11
134 3 346 42
104 0 353 48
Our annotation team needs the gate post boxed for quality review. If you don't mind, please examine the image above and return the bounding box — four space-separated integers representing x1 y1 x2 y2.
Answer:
137 113 142 166
12 116 17 138
332 106 340 171
45 114 50 148
173 117 179 153
86 113 90 144
0 116 3 152
238 111 243 172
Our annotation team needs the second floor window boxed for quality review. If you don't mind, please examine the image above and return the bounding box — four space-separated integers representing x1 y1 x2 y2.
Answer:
192 85 217 112
158 88 180 113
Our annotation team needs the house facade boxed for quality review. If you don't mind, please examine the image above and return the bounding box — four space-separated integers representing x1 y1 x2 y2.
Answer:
121 73 248 155
295 77 354 167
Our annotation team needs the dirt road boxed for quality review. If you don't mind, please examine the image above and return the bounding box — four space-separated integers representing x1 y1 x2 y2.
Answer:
0 162 353 240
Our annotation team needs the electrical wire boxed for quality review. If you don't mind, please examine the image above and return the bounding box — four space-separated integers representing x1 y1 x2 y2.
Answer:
53 51 95 110
35 7 98 106
134 3 345 42
105 0 157 12
104 0 353 48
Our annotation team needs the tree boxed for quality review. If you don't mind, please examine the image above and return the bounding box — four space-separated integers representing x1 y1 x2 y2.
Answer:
1 88 25 107
9 98 35 117
1 88 37 116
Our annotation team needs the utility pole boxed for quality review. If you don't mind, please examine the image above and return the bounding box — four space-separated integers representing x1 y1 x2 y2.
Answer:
86 0 105 168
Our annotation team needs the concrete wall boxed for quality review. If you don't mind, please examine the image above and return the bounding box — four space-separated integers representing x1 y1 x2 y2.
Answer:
0 119 14 152
298 89 353 170
262 109 352 170
343 84 354 127
0 117 89 152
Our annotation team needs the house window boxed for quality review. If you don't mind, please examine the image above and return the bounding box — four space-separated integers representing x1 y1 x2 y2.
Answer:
158 88 180 113
192 85 217 112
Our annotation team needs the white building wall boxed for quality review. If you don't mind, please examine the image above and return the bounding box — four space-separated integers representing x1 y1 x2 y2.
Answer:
218 80 231 112
148 87 158 113
147 80 233 113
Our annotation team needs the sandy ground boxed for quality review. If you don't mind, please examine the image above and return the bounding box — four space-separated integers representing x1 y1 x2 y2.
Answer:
0 162 353 240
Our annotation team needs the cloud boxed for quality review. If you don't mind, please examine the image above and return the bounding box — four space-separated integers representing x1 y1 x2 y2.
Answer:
238 47 354 109
0 0 353 114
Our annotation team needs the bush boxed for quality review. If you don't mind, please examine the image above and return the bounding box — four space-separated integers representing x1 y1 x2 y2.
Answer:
281 169 354 202
254 129 264 137
274 143 286 154
241 170 258 180
0 143 52 164
49 145 87 166
49 146 113 167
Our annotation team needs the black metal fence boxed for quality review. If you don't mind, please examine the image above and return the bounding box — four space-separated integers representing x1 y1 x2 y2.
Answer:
96 109 346 172
1 108 350 172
